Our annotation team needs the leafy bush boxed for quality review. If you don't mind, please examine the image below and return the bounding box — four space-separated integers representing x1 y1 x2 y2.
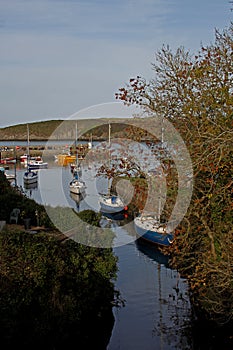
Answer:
0 229 118 348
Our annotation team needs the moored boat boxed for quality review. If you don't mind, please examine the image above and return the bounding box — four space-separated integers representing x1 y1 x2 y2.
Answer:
5 172 16 181
0 157 16 164
23 124 39 185
134 213 173 247
24 180 38 190
70 123 82 177
22 155 42 166
23 170 38 185
28 159 48 170
99 123 128 214
99 194 126 214
69 178 86 195
0 167 16 181
20 154 28 163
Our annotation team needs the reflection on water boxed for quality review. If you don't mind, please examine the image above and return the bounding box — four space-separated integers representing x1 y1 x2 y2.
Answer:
136 239 170 268
7 162 193 349
23 181 39 200
69 192 86 211
108 240 192 350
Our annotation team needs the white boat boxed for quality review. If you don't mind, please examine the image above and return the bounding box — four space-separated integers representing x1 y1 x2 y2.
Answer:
69 123 85 196
20 154 28 163
88 133 93 149
0 157 16 164
0 167 16 181
99 194 126 213
99 123 127 214
28 159 48 170
69 178 86 195
24 181 38 190
134 117 173 247
23 170 38 185
70 191 85 203
23 155 42 166
24 124 38 185
5 172 16 181
70 122 82 177
134 214 173 247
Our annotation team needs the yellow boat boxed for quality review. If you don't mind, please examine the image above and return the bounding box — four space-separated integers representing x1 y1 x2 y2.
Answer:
57 154 76 166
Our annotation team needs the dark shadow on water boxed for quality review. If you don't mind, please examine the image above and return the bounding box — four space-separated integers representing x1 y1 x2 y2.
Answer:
135 238 170 268
136 240 233 350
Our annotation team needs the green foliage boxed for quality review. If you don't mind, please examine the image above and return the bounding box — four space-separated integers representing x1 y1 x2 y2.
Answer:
77 209 102 226
0 229 118 348
116 24 233 327
0 170 120 346
44 206 115 247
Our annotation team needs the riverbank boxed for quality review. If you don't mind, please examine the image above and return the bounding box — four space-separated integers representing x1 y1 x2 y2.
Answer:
0 171 119 349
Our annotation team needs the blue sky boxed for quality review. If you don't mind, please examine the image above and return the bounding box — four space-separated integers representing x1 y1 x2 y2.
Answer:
0 0 231 127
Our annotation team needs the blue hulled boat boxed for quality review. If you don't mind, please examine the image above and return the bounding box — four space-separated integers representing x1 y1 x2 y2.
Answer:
134 214 173 247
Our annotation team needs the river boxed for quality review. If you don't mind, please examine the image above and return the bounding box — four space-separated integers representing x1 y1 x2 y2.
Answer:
108 242 192 350
4 159 196 350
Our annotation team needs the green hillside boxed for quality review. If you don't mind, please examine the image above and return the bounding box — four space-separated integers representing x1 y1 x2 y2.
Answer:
0 120 63 140
0 117 156 141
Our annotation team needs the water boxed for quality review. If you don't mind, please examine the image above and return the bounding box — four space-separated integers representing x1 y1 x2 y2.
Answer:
108 242 191 350
7 162 193 349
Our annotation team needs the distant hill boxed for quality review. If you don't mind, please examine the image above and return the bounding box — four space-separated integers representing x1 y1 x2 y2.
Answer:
0 120 63 140
0 117 157 141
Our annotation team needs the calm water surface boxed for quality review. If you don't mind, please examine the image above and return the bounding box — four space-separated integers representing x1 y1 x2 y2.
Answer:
108 242 192 350
7 162 193 349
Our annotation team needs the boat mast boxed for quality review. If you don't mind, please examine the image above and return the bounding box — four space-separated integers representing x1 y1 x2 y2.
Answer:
158 263 164 349
75 122 77 146
75 122 78 166
108 122 111 147
13 139 17 187
88 133 93 149
158 186 161 222
158 117 164 222
27 124 30 171
107 122 111 196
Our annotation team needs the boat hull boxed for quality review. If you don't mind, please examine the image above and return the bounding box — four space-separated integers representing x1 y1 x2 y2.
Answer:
23 171 38 185
69 186 85 195
102 211 127 221
24 181 38 190
0 158 16 164
24 179 38 185
28 163 48 170
134 218 173 247
5 173 16 181
69 179 86 195
70 192 85 203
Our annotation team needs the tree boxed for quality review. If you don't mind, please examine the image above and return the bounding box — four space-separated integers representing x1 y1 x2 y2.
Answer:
116 24 233 328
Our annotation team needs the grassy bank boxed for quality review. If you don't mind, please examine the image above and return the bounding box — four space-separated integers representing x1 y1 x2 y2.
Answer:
0 172 120 349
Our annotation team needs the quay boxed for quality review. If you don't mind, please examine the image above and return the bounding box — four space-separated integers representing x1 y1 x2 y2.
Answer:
0 141 90 165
